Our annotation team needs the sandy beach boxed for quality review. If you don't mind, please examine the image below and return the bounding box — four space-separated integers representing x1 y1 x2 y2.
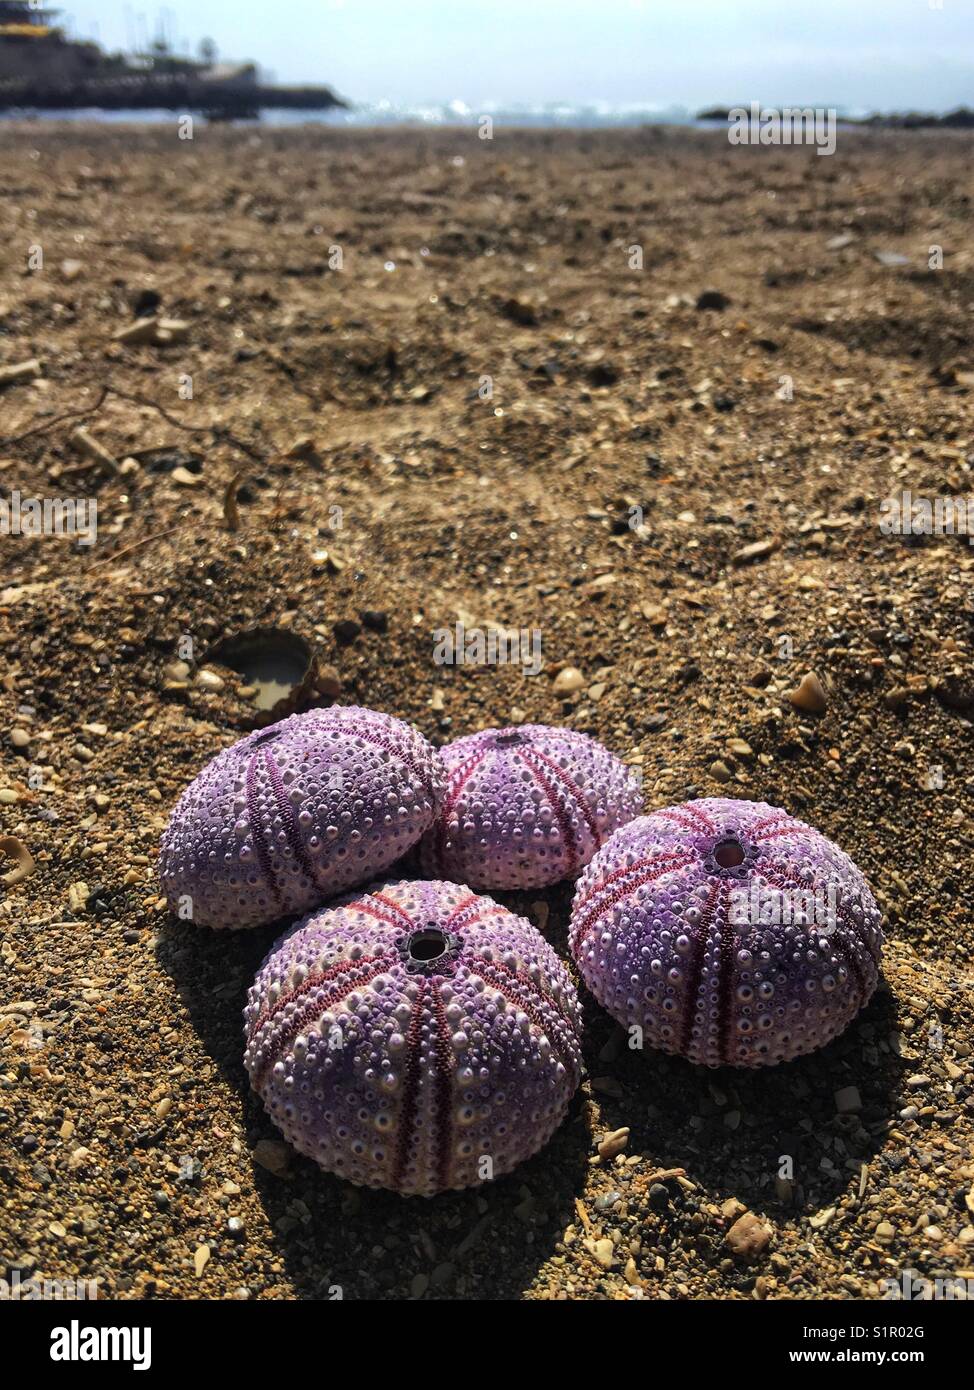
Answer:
1 122 973 1301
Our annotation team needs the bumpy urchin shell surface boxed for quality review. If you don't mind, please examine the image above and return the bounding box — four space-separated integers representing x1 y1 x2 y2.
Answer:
419 724 642 890
243 879 583 1195
571 798 883 1069
158 706 444 929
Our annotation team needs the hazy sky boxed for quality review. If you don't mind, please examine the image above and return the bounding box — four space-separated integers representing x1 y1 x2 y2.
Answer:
61 0 974 111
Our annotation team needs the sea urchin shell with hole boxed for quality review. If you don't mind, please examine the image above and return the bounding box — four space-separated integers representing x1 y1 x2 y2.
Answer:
159 706 444 929
419 724 642 890
243 879 583 1195
570 798 882 1068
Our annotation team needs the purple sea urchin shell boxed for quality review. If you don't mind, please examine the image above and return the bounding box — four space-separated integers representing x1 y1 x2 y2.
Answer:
419 724 642 890
243 879 583 1195
571 798 883 1068
159 706 444 929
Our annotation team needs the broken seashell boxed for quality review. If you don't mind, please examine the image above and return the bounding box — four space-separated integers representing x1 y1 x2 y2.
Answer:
0 836 36 887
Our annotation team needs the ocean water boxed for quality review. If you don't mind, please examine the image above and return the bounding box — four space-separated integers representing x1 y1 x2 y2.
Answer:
0 98 892 128
312 99 720 127
0 99 738 128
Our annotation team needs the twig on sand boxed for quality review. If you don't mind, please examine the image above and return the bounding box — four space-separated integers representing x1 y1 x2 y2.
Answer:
223 470 244 532
89 522 204 567
70 426 120 475
0 385 111 444
3 382 271 565
0 383 266 463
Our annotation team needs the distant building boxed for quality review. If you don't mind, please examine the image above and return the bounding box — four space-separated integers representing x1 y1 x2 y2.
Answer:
0 2 343 112
0 6 118 84
0 1 60 36
1 4 63 81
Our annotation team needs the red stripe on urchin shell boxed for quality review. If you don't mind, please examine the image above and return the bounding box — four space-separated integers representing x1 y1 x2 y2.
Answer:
251 952 394 1037
392 976 428 1191
469 957 579 1076
573 849 696 915
712 881 737 1065
443 907 510 939
327 716 438 802
368 890 418 931
246 749 283 909
519 743 601 844
514 747 581 875
746 813 794 838
344 899 415 934
473 952 578 1033
251 955 393 1087
678 879 721 1057
653 804 719 838
431 745 494 876
442 894 483 929
753 825 820 845
570 852 695 951
430 986 456 1192
264 748 319 888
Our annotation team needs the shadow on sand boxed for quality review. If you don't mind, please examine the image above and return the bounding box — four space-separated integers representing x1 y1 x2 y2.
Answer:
157 876 904 1299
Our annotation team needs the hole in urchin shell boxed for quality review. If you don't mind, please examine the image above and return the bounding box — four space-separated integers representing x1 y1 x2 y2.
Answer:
407 927 449 962
494 730 526 747
714 837 746 868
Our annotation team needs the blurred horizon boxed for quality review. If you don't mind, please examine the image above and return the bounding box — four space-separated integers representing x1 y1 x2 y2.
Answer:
55 0 974 114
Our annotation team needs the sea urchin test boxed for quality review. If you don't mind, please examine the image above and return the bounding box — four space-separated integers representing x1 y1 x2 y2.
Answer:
244 879 583 1195
570 798 882 1068
420 724 642 890
159 706 444 929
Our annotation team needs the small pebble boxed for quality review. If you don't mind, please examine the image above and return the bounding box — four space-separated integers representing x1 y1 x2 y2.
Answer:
785 672 828 714
195 669 225 692
597 1127 630 1161
333 618 362 643
725 1212 772 1262
834 1085 862 1114
732 539 777 565
595 1190 623 1210
593 1238 616 1269
253 1138 291 1175
553 666 585 695
696 289 730 311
